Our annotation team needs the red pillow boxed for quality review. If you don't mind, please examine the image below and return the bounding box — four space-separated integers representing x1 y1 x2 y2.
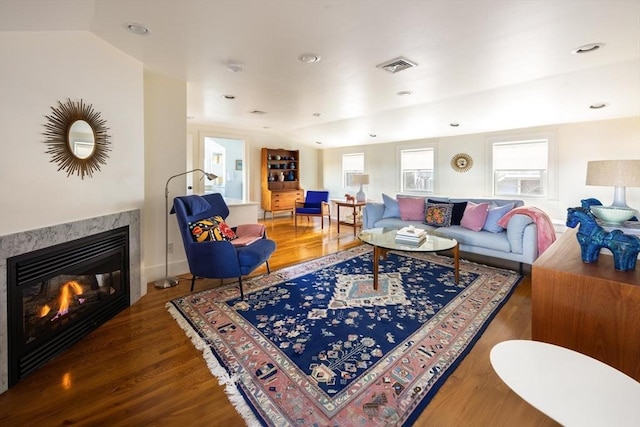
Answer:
397 197 426 221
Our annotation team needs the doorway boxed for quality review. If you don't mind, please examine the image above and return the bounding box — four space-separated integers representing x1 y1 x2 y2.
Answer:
201 136 245 200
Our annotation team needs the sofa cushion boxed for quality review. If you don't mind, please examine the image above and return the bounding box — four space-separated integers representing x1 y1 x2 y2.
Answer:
483 203 515 233
382 193 401 218
398 196 426 221
437 226 512 252
425 203 453 227
374 217 435 230
460 202 490 231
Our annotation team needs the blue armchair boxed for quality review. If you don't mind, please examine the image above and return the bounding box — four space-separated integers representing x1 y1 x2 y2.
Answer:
294 190 331 229
172 193 276 298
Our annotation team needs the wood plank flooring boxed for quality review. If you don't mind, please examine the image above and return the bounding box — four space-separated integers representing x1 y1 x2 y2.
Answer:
0 217 557 426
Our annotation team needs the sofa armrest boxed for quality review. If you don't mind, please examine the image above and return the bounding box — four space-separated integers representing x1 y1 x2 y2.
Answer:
363 202 384 229
505 214 534 254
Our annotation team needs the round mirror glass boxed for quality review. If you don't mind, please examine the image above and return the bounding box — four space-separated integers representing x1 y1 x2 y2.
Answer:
68 120 95 159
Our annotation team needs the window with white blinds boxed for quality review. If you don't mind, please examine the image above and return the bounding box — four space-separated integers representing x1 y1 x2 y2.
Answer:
342 153 364 188
493 139 548 197
401 148 434 192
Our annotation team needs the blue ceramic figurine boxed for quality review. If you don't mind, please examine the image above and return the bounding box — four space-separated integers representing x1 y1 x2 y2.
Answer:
566 207 640 271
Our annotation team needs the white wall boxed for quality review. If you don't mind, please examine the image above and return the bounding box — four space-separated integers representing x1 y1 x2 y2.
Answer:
0 31 145 234
0 30 146 286
321 117 640 222
143 72 187 283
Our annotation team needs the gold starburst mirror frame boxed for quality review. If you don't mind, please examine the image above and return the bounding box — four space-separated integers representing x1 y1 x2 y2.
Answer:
43 98 111 179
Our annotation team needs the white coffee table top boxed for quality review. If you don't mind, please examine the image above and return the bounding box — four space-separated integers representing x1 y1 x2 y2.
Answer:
490 340 640 426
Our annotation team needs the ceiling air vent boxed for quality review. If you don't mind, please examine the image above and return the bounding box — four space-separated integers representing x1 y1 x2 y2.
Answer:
376 57 418 74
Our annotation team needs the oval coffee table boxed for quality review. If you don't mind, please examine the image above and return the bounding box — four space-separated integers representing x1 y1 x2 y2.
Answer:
359 227 459 290
491 340 640 426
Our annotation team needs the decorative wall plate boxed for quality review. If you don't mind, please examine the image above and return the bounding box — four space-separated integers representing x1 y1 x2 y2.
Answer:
451 153 473 173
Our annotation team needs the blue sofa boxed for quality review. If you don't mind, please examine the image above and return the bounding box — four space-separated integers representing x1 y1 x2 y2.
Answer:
362 196 539 269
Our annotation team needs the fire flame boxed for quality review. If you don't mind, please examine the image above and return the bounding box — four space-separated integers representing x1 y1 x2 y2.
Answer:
39 304 51 317
52 281 84 321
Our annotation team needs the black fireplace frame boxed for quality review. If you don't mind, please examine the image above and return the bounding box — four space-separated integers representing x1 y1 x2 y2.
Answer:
7 226 130 386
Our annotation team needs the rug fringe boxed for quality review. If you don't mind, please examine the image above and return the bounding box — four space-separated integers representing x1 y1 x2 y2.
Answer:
166 303 262 426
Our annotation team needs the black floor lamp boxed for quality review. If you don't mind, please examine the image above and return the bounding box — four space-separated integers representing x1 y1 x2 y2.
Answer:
154 168 218 289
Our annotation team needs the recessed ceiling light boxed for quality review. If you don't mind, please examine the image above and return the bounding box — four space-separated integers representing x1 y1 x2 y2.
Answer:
571 43 605 54
222 95 236 100
298 53 321 63
369 133 377 138
450 122 460 127
396 90 413 96
312 113 321 117
125 23 151 35
315 141 323 145
250 110 267 115
589 102 608 109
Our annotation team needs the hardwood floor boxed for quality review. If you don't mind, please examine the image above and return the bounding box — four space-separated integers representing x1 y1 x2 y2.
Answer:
0 217 557 426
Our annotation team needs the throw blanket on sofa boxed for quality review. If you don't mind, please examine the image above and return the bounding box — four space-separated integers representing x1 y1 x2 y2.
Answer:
497 206 556 254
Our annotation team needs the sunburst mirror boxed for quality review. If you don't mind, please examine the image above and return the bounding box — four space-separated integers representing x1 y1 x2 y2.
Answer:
43 98 111 179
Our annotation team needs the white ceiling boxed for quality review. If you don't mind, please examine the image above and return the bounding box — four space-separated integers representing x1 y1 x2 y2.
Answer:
1 0 639 148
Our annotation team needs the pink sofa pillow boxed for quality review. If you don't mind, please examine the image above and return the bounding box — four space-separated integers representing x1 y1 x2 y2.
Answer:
460 202 490 231
398 197 426 221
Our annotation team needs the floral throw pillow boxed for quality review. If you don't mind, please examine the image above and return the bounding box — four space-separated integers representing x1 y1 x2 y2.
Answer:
189 216 237 242
424 203 453 227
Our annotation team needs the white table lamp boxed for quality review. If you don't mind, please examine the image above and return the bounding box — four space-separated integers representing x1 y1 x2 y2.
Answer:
586 159 640 225
352 174 370 202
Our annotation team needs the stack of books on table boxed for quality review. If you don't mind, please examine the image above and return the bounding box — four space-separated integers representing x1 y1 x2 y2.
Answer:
395 226 426 246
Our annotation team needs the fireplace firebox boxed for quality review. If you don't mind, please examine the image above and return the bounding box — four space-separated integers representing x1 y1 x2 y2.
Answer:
7 226 130 386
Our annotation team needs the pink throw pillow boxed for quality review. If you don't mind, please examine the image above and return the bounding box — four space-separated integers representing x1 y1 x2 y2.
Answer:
460 202 490 231
398 197 426 221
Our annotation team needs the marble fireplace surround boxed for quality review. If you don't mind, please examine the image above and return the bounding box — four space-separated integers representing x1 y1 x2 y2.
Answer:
0 210 141 393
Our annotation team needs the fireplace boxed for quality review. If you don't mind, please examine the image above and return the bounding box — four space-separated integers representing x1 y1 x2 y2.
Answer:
6 226 130 387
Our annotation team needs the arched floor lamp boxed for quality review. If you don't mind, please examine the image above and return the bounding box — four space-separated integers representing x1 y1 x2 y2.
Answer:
155 168 218 288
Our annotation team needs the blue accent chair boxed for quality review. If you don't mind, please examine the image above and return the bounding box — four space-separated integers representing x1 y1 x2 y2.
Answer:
172 193 276 298
294 190 331 229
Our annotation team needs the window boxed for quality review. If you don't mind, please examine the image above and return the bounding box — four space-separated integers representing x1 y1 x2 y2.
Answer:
492 139 548 197
401 148 434 192
342 153 364 188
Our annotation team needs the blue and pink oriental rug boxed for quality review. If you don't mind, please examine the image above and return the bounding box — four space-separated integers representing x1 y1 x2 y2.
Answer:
167 245 521 426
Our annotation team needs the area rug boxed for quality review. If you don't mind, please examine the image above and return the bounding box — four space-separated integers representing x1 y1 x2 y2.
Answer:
167 246 521 426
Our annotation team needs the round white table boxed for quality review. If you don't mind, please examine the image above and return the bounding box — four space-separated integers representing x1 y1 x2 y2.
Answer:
490 340 640 426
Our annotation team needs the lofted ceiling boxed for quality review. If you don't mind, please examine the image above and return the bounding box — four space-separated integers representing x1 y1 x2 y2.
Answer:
1 0 639 148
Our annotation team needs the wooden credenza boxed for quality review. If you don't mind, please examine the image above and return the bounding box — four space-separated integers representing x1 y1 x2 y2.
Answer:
261 148 303 219
532 227 640 381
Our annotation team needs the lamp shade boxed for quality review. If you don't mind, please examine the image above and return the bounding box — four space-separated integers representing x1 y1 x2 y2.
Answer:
352 174 370 185
586 160 640 187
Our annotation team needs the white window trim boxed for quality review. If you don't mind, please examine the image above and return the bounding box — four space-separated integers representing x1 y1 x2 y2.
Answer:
342 152 365 190
485 131 558 200
397 143 438 194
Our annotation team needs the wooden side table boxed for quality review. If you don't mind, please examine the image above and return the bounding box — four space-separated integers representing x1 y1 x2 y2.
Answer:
334 200 366 236
531 227 640 380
